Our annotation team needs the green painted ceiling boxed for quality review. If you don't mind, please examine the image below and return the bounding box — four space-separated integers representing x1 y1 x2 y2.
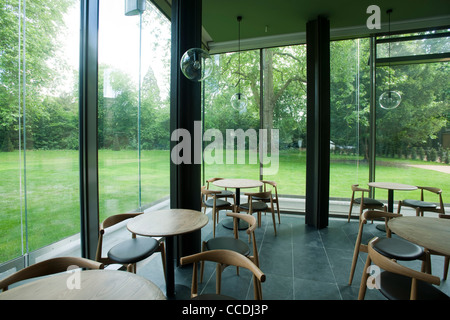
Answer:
153 0 450 51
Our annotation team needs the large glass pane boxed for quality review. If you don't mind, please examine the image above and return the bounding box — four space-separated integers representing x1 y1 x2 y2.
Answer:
0 0 81 264
375 61 450 206
98 0 171 221
330 38 371 216
377 30 450 58
261 45 307 212
203 50 261 187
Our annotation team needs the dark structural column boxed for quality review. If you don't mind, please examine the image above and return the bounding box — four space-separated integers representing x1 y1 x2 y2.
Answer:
305 16 330 229
170 0 202 267
79 0 99 259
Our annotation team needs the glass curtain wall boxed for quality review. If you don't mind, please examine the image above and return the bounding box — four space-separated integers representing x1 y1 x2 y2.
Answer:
0 0 81 265
261 46 307 211
203 46 308 211
374 30 450 206
329 38 371 216
98 0 171 221
202 50 261 188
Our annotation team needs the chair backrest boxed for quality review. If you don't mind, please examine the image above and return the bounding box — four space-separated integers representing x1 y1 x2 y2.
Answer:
419 186 444 210
351 184 370 195
180 249 265 300
0 257 104 291
262 180 278 196
361 210 402 237
244 191 273 210
226 211 259 266
200 185 223 207
366 237 440 300
96 212 143 262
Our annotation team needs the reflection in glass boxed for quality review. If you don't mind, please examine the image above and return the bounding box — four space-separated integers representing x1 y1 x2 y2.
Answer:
379 90 402 109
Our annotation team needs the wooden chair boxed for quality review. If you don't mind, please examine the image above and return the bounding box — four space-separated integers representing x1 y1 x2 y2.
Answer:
200 212 259 285
96 212 166 276
0 257 103 291
201 186 235 237
348 210 428 285
253 180 281 224
427 214 450 280
180 249 265 300
397 186 445 217
205 177 235 206
348 184 386 222
239 190 277 236
358 237 449 300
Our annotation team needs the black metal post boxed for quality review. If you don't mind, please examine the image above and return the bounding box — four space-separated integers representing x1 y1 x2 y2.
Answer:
79 0 99 260
305 16 330 229
169 0 202 293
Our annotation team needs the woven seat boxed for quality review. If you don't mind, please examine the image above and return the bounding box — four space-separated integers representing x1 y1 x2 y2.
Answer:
398 186 444 217
201 186 235 237
348 184 386 222
378 271 450 300
200 212 260 293
204 198 232 208
181 249 265 300
239 190 277 236
359 237 449 300
96 212 166 275
108 237 159 264
401 199 437 209
348 210 429 285
372 237 424 261
239 201 268 211
205 237 250 256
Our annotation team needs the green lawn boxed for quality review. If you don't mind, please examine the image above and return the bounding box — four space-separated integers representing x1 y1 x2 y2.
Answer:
1 149 449 263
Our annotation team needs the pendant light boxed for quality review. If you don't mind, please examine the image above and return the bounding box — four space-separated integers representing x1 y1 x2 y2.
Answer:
379 9 401 110
231 16 248 113
180 48 214 82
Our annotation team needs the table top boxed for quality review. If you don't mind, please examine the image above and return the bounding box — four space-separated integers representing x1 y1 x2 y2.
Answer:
368 182 417 191
0 270 166 300
127 209 208 237
213 178 263 189
388 216 450 256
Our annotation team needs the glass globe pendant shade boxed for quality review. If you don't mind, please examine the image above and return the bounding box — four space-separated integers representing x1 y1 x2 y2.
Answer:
231 92 248 113
379 90 401 110
180 48 213 81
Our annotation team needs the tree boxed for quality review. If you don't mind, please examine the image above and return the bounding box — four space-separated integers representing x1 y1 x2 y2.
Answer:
0 0 74 150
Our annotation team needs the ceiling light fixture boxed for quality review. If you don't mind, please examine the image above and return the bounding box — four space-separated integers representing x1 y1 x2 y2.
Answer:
379 9 402 110
180 48 213 82
230 16 248 113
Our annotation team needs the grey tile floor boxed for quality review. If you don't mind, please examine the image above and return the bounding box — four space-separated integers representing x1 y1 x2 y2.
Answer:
137 210 450 300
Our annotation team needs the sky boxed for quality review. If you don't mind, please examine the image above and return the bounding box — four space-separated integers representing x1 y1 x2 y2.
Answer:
61 0 171 100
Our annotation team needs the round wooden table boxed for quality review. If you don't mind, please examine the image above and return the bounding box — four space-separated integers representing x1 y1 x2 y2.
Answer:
368 182 417 231
0 270 166 300
388 216 450 256
212 178 263 229
127 209 208 298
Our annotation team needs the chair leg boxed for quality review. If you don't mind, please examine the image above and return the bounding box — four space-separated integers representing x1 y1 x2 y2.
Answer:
271 207 277 236
159 242 167 284
349 226 364 285
276 199 281 224
444 256 449 280
348 201 354 222
216 264 223 294
358 255 372 300
397 201 402 213
200 242 206 283
213 209 217 238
